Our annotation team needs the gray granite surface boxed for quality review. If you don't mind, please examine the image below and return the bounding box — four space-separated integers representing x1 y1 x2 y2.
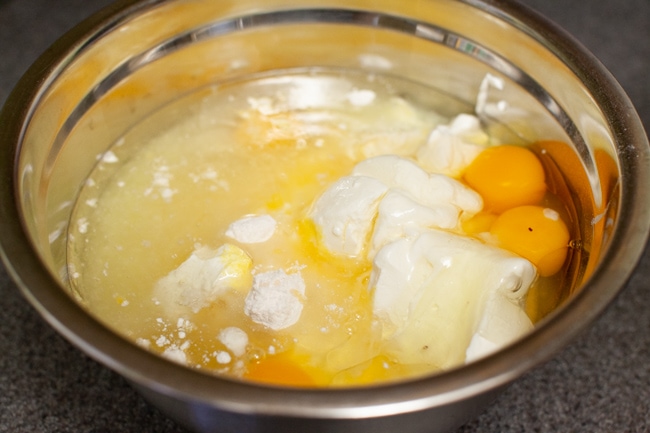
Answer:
0 0 649 432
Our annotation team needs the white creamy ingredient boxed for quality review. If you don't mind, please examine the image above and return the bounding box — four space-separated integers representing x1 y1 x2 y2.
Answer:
371 229 535 367
244 269 306 330
226 214 277 244
309 176 388 257
154 244 252 314
416 113 490 177
309 154 482 259
352 155 482 212
465 291 535 362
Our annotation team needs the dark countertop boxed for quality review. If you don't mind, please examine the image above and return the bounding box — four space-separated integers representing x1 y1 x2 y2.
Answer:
1 1 648 432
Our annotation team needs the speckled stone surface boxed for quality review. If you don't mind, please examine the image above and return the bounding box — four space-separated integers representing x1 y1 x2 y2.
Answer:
1 0 648 432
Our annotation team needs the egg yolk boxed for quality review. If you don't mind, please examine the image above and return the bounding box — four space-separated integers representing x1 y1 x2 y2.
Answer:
464 145 547 213
244 355 317 387
461 212 498 235
490 205 570 276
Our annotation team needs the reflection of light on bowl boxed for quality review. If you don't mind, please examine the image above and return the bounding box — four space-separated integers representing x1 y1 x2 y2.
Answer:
0 1 648 432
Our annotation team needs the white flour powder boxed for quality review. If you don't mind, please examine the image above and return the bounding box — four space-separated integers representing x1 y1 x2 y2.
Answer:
244 269 306 330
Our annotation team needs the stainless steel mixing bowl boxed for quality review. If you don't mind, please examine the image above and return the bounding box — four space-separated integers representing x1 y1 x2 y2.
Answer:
1 0 649 432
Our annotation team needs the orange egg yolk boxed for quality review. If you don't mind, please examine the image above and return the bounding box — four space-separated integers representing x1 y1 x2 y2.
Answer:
464 145 547 213
244 354 317 387
490 205 570 276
